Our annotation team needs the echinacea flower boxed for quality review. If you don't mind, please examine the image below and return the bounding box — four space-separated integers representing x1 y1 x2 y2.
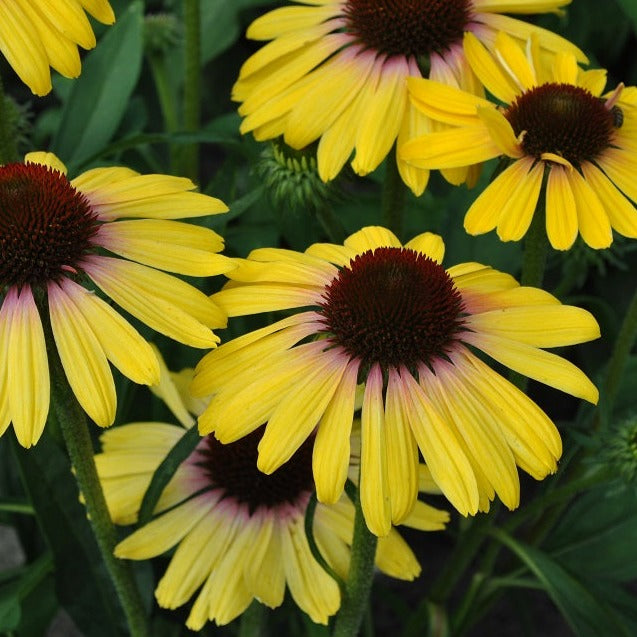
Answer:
96 360 447 629
192 226 600 536
401 32 637 250
234 0 583 195
0 0 115 96
0 152 232 447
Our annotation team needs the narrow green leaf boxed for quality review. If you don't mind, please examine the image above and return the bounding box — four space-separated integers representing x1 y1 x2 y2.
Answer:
616 0 637 32
546 485 637 582
138 426 201 526
11 436 128 637
52 1 144 168
491 528 629 637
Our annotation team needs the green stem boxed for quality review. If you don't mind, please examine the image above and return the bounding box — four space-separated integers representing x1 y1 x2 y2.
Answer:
596 284 637 429
44 320 148 637
239 601 267 637
520 200 548 288
332 486 378 637
0 74 18 164
147 53 179 171
180 0 201 181
381 148 406 239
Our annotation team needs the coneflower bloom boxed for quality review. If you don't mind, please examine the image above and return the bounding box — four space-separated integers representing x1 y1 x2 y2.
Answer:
0 0 115 96
234 0 583 195
96 363 447 629
0 152 232 447
192 226 600 536
401 32 637 250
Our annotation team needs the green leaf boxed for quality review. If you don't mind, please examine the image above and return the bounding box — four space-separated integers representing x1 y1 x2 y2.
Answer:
491 528 629 637
51 1 144 168
138 426 201 526
546 485 637 582
0 592 20 632
11 436 128 637
200 0 277 64
615 0 637 33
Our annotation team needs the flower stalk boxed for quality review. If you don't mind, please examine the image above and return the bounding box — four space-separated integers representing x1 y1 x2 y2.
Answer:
381 150 407 239
180 0 201 181
332 484 378 637
43 313 149 637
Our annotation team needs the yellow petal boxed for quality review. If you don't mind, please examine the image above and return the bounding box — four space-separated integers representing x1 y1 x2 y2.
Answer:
360 364 392 537
24 151 67 174
405 232 445 263
385 369 418 524
6 288 49 447
466 305 600 347
352 57 409 175
314 361 359 503
463 331 599 403
48 282 116 427
399 370 480 516
463 31 519 103
566 168 612 249
545 165 578 250
344 226 401 252
257 350 348 474
580 162 637 238
401 126 500 169
62 279 160 385
495 159 544 241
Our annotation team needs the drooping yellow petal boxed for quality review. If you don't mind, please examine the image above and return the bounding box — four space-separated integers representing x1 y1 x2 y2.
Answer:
385 369 418 524
463 32 519 103
155 506 228 609
247 4 339 40
407 74 494 126
493 31 537 91
545 164 578 250
285 49 375 149
401 126 500 169
454 348 561 478
7 288 49 447
243 515 286 609
565 167 612 249
281 517 341 624
84 257 223 347
62 280 160 386
359 364 391 536
199 342 326 440
463 331 599 403
464 158 537 237
495 159 544 241
96 219 233 277
476 106 523 158
258 350 348 474
212 282 320 317
580 162 637 238
398 370 480 516
466 304 600 347
48 282 116 428
314 360 359 503
0 1 51 95
116 495 214 560
375 529 421 580
352 57 409 175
